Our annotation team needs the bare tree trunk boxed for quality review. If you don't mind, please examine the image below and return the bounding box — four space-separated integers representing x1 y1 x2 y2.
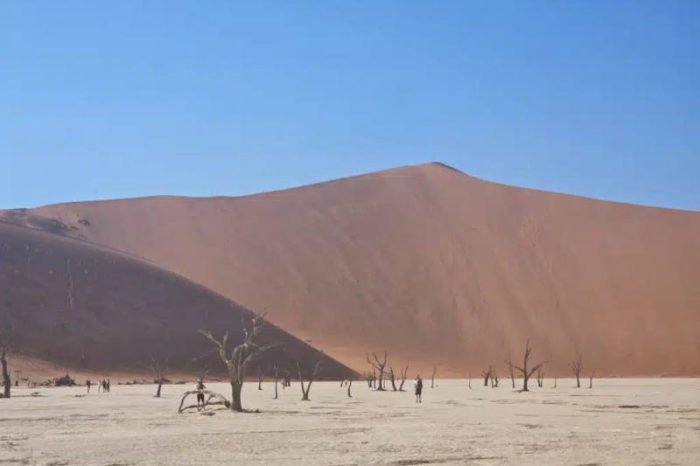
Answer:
508 363 515 389
398 365 408 391
1 347 10 399
200 314 278 412
258 367 263 391
589 373 593 389
431 366 437 388
572 351 583 388
468 373 472 389
297 358 322 401
481 366 493 387
366 352 388 391
149 354 168 398
273 365 279 400
553 376 557 388
231 380 243 411
536 367 544 387
347 380 352 398
388 367 398 391
507 339 545 392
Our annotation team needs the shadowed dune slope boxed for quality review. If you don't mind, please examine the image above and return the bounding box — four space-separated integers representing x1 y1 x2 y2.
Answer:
0 221 356 379
3 163 700 376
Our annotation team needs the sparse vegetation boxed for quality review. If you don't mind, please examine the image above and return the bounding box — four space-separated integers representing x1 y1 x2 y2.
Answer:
507 339 545 392
366 352 388 391
199 314 277 412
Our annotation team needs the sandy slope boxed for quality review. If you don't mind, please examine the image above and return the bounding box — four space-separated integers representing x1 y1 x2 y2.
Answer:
0 221 355 379
1 379 698 465
3 163 700 375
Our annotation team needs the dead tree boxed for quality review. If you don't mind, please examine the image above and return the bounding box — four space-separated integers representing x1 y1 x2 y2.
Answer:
273 365 279 399
490 372 499 388
481 365 493 386
507 339 545 392
297 357 322 401
506 359 516 388
347 380 353 398
0 320 11 399
388 367 398 391
366 352 388 391
571 351 583 388
149 354 168 398
467 373 472 389
431 366 437 388
398 365 409 391
199 314 277 412
178 389 230 413
589 372 594 389
257 366 264 390
536 367 545 388
553 376 557 388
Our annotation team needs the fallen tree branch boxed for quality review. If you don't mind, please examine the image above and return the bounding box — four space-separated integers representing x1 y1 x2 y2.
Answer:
177 389 231 413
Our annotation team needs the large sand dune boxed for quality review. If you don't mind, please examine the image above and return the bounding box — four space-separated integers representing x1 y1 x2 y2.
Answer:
0 221 355 379
2 163 699 376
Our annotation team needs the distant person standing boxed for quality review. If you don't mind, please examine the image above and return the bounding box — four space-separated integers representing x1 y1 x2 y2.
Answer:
196 379 206 410
414 375 423 403
86 379 92 393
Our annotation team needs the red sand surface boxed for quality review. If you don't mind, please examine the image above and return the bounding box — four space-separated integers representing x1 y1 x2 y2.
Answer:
3 163 699 376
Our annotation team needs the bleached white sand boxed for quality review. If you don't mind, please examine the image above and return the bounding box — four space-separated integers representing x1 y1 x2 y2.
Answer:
1 379 698 465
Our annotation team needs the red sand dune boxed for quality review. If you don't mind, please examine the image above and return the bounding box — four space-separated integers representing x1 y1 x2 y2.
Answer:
0 221 355 380
2 163 699 376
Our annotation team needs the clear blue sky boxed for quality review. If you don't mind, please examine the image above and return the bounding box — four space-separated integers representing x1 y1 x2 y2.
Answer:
1 1 698 210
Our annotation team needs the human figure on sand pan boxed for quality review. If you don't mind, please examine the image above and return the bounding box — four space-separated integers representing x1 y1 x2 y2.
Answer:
414 375 423 403
196 379 206 410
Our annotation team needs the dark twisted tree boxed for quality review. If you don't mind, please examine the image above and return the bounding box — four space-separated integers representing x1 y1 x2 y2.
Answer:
0 310 12 399
297 356 323 401
507 339 545 392
366 352 388 391
572 351 584 388
149 354 169 398
199 314 277 412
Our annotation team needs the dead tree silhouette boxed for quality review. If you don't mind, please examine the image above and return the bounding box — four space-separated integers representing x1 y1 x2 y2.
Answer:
398 365 409 391
431 366 437 388
366 352 388 391
199 314 277 412
506 359 516 388
297 356 323 401
507 339 545 392
536 367 545 388
257 365 264 391
0 313 12 399
149 354 168 398
481 365 494 387
572 351 584 388
388 367 398 391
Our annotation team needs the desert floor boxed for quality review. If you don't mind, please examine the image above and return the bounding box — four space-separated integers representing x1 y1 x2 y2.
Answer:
1 379 698 465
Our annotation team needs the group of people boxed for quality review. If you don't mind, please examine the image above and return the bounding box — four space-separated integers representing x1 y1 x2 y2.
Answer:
85 379 110 393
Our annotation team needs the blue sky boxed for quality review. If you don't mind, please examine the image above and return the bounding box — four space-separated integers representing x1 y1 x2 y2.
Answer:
1 1 698 210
